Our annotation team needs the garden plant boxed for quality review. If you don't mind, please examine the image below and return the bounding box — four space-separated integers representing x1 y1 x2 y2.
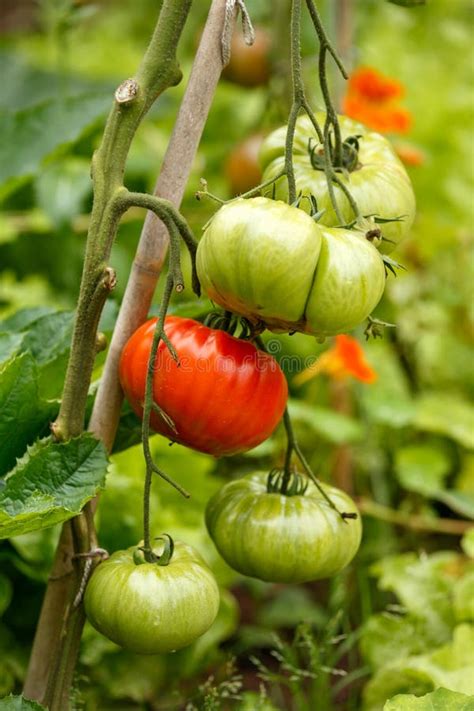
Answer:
0 0 472 710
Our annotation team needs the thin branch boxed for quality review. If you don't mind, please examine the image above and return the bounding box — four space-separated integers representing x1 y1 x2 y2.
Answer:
305 0 348 79
285 0 304 204
357 498 472 536
117 189 200 296
282 408 355 520
140 222 191 562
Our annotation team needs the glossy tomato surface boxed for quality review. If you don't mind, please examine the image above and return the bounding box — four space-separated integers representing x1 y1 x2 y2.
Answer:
206 472 362 583
196 197 385 336
260 113 416 254
119 316 288 456
84 541 220 654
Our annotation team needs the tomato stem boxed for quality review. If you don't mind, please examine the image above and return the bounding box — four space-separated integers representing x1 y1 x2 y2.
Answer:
254 336 352 518
284 0 361 223
282 408 352 521
196 169 287 204
140 222 191 561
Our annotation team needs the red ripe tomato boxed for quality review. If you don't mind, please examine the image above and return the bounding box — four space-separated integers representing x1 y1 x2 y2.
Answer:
119 316 288 457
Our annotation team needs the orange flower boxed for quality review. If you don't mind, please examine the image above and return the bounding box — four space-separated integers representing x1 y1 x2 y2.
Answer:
347 67 404 103
394 142 425 167
343 66 412 135
294 335 377 386
343 96 411 134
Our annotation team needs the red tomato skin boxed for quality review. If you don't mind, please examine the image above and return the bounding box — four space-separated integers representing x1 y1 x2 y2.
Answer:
119 316 288 457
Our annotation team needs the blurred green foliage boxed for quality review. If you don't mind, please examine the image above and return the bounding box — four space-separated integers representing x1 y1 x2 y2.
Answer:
0 0 472 709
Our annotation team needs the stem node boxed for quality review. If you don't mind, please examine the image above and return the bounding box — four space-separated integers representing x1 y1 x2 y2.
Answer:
115 78 139 105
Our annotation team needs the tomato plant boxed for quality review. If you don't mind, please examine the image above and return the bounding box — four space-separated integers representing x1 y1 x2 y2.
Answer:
196 197 386 336
260 113 416 254
205 471 362 583
119 315 288 456
222 27 271 87
225 134 264 196
84 538 220 654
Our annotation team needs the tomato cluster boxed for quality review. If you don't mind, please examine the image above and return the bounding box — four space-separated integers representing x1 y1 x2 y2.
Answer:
85 106 416 656
197 196 386 337
260 113 416 254
197 113 416 338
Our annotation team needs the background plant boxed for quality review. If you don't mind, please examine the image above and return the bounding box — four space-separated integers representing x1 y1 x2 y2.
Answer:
0 0 472 709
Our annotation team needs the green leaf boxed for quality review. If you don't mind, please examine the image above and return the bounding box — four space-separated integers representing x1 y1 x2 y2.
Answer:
387 0 426 6
461 528 474 558
364 624 474 709
288 400 364 444
361 613 439 672
0 333 25 366
112 403 143 455
19 311 75 399
9 525 61 582
0 434 108 539
257 586 326 629
0 573 12 617
0 309 75 399
0 696 47 711
20 311 75 367
384 688 474 711
0 92 108 197
0 50 111 111
370 552 459 640
453 571 474 624
435 491 474 520
35 159 92 229
237 692 279 711
394 444 474 518
360 341 415 428
0 308 57 333
414 394 474 449
394 444 451 496
0 354 57 477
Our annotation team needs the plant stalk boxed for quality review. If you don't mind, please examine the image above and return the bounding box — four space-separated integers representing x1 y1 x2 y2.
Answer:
358 498 472 536
23 1 193 705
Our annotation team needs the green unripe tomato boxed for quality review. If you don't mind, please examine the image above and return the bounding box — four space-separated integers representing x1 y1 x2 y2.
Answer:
305 226 386 335
196 197 385 337
84 540 220 654
205 472 362 583
197 197 322 332
260 113 416 254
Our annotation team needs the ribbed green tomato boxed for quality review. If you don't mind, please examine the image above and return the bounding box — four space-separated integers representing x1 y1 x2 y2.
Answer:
84 541 220 654
260 113 416 254
205 472 362 583
196 197 385 336
197 197 321 332
305 226 385 334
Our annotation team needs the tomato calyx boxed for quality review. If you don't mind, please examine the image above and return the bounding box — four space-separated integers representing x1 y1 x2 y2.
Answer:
364 315 396 340
134 534 175 566
203 310 265 339
307 134 362 174
266 468 309 497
